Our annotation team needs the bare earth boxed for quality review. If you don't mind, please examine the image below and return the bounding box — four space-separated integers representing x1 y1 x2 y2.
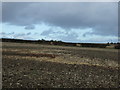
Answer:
2 42 119 88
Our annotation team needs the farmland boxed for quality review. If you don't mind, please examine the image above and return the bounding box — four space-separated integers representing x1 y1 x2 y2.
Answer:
2 42 119 88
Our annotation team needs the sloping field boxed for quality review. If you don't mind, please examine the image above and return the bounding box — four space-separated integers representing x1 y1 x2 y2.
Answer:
2 42 119 88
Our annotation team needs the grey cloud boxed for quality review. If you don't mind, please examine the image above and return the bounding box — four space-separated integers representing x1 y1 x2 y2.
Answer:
0 32 15 36
0 32 34 40
41 29 79 42
0 2 2 22
8 32 15 35
83 34 86 37
0 32 14 38
25 25 35 30
41 29 53 36
27 32 31 35
34 32 39 35
41 29 66 37
60 32 79 42
0 32 6 35
13 33 25 37
2 2 118 36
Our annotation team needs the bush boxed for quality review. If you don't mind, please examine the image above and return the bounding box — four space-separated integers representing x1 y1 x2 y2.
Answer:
81 43 107 48
114 44 120 49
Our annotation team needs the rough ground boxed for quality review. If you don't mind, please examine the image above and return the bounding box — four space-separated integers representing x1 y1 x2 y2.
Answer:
2 42 119 88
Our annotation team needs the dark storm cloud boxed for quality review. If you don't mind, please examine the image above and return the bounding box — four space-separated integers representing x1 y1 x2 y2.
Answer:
2 2 118 36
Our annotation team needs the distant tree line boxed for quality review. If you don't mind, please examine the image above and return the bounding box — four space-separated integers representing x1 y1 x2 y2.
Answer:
1 38 120 49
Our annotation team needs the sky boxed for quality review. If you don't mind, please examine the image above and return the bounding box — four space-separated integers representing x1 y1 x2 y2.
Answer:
1 2 118 43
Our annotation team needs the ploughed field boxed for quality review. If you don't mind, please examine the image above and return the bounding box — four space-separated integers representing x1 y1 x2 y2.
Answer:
2 42 119 88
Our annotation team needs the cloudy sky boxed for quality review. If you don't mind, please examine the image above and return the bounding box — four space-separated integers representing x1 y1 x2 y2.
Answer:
1 2 118 43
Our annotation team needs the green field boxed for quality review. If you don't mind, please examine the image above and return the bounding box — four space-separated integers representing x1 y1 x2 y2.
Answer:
2 42 119 88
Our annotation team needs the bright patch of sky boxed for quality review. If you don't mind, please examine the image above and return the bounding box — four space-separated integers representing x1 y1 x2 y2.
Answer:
1 23 118 43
